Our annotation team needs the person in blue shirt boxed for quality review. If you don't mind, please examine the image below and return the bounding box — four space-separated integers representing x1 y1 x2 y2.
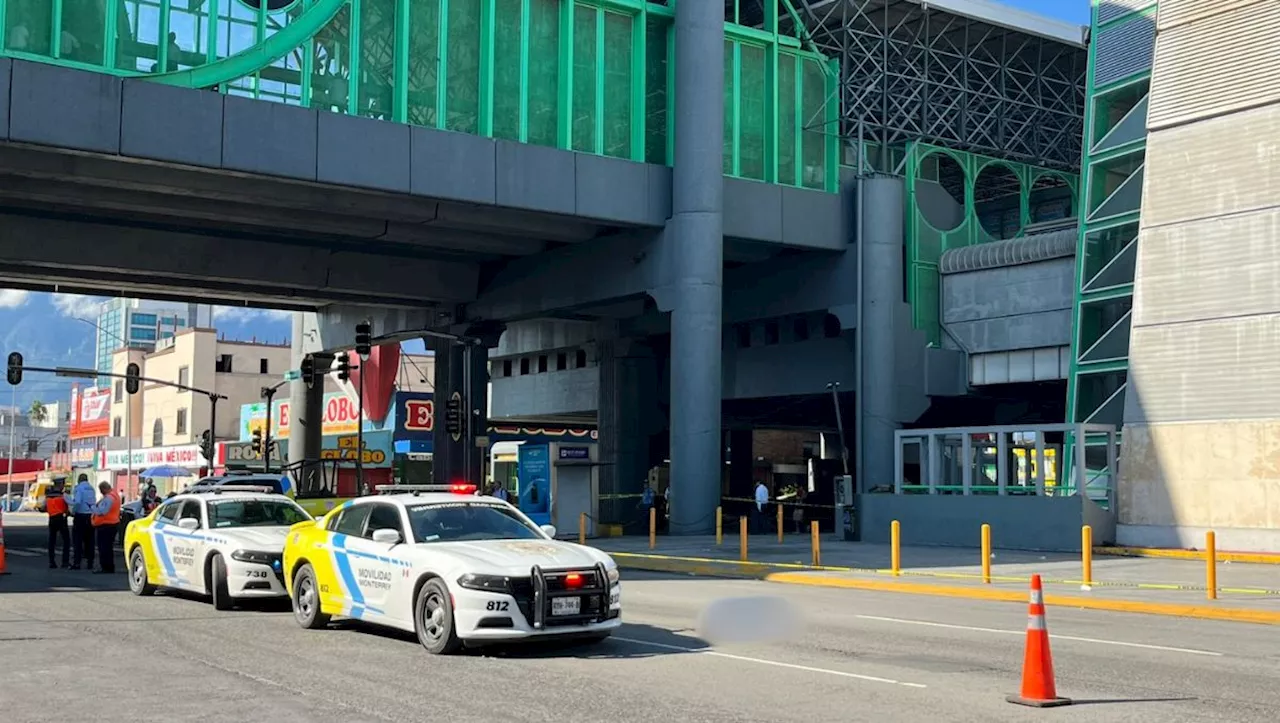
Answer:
69 474 97 570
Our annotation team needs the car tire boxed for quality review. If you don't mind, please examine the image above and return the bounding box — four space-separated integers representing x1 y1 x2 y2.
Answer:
414 578 462 655
210 555 233 611
128 547 156 596
292 563 331 630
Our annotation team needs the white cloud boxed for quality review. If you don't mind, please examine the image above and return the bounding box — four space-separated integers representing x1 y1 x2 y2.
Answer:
211 306 293 324
51 293 107 319
0 289 30 308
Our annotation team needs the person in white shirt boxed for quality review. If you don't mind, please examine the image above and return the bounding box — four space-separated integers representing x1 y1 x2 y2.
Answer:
752 481 769 534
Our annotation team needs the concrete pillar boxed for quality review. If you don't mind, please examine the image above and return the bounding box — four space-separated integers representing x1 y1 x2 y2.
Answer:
664 1 724 535
860 177 905 490
287 316 330 494
430 339 488 486
597 334 659 525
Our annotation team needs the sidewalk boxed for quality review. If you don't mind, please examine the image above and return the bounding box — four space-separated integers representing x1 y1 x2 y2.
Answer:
592 533 1280 625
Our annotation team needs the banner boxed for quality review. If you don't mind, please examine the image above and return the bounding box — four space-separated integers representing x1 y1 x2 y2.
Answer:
100 444 207 471
239 392 380 442
70 386 111 439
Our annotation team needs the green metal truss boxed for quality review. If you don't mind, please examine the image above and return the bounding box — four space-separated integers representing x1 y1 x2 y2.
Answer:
0 0 838 191
903 141 1078 346
1063 1 1158 492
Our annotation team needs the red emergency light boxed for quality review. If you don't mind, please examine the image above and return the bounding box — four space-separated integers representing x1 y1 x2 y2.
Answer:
563 573 584 589
449 483 477 494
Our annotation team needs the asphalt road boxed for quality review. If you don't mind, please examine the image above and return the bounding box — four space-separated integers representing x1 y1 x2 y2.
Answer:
3 520 1280 722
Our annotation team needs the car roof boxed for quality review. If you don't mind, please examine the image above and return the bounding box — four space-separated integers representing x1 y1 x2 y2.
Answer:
358 493 504 506
169 491 290 502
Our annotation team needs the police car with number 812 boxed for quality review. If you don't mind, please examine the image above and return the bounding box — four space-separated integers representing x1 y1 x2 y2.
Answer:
281 484 622 654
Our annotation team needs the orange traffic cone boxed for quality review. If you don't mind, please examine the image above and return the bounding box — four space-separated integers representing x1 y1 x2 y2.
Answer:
1007 574 1069 707
0 509 9 575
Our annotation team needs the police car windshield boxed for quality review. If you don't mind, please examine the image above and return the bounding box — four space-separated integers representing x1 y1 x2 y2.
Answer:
407 502 542 543
209 499 311 528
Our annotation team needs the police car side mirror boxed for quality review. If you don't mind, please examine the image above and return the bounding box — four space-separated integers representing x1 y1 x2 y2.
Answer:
540 525 557 538
178 517 199 531
371 528 401 545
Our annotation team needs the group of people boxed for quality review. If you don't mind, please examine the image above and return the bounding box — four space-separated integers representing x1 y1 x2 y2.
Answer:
40 474 122 574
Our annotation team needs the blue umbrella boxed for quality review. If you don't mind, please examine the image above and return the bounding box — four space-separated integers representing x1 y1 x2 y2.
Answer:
139 465 195 478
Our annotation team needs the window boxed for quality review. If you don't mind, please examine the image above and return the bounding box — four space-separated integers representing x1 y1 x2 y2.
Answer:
25 439 38 456
537 355 548 373
177 366 190 387
793 318 810 342
152 419 164 446
329 504 372 536
519 358 530 375
365 503 405 540
735 323 752 348
114 380 123 402
502 360 512 377
575 350 588 369
823 315 842 338
131 313 157 327
130 327 157 341
259 358 269 374
216 355 233 373
157 501 182 523
208 499 310 528
176 408 187 436
178 500 203 528
556 352 567 371
407 502 542 543
764 321 780 345
113 417 122 437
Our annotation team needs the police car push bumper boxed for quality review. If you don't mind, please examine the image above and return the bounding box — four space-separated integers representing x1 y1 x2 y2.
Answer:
452 564 622 640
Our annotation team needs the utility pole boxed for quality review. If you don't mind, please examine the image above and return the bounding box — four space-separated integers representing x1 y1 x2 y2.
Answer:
826 381 850 476
260 383 283 474
354 321 372 495
6 384 14 503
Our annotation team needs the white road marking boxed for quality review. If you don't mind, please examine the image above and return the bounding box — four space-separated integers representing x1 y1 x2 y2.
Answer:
7 549 39 557
613 635 928 689
855 614 1223 657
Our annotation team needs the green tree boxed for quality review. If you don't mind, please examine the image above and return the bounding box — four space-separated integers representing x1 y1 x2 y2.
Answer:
27 400 48 428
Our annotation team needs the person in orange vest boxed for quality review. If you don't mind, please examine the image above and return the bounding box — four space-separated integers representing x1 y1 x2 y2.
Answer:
90 482 121 574
40 477 72 569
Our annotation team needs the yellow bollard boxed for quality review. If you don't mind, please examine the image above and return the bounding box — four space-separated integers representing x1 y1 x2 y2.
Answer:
777 503 784 543
890 519 901 576
1206 530 1217 600
739 516 748 562
811 520 821 566
579 512 587 546
715 506 723 545
981 523 991 584
649 507 656 550
1081 525 1093 589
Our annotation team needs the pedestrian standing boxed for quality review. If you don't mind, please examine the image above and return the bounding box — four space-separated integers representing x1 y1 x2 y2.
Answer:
90 482 121 574
752 480 769 534
41 477 72 569
70 474 96 570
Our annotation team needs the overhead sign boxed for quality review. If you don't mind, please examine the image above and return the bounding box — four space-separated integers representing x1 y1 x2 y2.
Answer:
100 444 207 471
70 385 111 439
393 392 434 442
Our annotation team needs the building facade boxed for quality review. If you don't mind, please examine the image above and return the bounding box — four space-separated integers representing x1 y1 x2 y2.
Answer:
93 298 214 387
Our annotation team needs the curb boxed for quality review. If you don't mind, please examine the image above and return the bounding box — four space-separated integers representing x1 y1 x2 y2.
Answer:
611 553 1280 627
1096 546 1280 566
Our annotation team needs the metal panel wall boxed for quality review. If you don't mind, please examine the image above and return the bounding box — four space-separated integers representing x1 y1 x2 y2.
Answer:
1147 1 1280 129
1099 0 1158 25
1156 0 1272 29
1093 15 1157 87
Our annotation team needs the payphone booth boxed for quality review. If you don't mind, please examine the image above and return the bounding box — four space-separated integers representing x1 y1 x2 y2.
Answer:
515 442 598 538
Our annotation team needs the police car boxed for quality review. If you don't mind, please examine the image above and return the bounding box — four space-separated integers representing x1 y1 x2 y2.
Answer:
281 485 622 654
123 486 314 610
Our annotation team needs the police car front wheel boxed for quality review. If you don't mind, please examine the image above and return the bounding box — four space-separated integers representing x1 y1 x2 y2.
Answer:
415 578 462 655
292 563 331 630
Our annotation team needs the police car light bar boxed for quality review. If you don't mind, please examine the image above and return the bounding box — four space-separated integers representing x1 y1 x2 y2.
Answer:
377 484 477 495
209 485 278 494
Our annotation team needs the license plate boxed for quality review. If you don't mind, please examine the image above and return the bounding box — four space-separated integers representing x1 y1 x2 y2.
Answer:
551 596 581 616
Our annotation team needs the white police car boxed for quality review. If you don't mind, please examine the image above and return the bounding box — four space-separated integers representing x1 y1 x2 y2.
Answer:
283 485 622 654
125 486 313 610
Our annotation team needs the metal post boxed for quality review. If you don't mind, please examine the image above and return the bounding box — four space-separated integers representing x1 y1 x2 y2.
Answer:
261 386 276 474
5 385 14 502
125 378 132 494
208 395 218 473
356 367 365 494
462 342 473 487
827 382 850 476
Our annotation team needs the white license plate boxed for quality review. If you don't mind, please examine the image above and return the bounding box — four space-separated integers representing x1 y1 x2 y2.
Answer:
551 596 581 616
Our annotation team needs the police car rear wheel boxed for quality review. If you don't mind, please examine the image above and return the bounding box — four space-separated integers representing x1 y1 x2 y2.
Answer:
129 548 156 596
292 564 330 630
415 579 461 655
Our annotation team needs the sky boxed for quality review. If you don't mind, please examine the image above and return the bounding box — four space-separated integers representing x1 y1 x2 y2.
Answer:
998 0 1091 25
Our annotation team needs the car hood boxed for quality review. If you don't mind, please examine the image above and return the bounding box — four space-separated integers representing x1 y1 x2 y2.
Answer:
217 526 291 550
418 539 612 575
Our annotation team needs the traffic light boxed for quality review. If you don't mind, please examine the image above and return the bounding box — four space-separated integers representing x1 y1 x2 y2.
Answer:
251 428 263 455
300 354 315 387
199 429 214 463
354 321 372 359
125 362 141 395
444 394 463 437
336 352 351 382
6 352 21 386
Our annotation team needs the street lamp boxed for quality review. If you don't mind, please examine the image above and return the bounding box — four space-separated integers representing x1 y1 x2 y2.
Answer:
74 317 133 492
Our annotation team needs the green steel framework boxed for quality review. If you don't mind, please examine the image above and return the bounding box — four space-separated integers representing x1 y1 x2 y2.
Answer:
0 0 838 192
1063 1 1157 493
903 142 1077 346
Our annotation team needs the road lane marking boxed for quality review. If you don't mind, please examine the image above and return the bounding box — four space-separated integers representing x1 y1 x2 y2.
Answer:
613 635 928 689
854 614 1223 657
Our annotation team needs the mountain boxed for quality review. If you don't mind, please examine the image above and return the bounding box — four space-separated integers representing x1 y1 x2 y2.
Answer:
0 290 293 411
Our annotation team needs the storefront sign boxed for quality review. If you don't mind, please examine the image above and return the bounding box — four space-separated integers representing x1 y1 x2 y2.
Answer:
320 434 390 466
394 392 434 442
69 385 111 439
100 444 207 471
240 392 380 442
220 440 287 466
70 439 99 466
558 446 590 461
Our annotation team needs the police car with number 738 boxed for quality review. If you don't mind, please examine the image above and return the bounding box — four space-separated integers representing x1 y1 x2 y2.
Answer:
281 484 622 654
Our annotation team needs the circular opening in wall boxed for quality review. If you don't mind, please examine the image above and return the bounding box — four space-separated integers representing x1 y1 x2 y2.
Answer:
914 152 966 233
1029 174 1074 224
973 163 1022 240
237 0 301 12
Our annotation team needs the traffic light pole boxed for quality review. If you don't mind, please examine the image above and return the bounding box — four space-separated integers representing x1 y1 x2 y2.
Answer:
260 380 287 474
